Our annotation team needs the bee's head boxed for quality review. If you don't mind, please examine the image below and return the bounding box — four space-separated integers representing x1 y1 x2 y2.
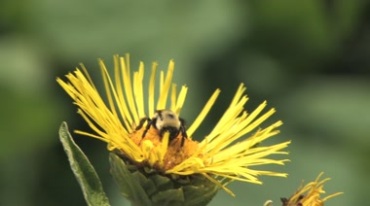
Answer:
154 109 181 130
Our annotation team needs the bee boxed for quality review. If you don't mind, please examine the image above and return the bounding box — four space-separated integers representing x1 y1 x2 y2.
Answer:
280 195 304 206
136 109 188 147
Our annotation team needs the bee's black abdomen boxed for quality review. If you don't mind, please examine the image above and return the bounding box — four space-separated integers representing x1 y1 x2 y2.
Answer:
159 126 180 141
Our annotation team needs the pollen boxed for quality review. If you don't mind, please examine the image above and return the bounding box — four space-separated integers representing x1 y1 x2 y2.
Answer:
163 137 199 171
129 126 200 171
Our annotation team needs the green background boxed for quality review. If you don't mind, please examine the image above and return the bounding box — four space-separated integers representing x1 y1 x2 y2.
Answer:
1 0 369 205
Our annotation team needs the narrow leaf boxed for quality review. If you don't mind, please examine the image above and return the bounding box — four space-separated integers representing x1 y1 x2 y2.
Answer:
59 122 110 206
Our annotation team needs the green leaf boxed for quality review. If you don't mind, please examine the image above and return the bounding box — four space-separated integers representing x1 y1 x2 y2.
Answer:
58 122 110 206
182 176 218 206
109 153 152 206
151 188 184 205
110 153 219 206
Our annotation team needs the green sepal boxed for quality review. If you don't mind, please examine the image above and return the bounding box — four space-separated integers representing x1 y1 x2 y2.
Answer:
109 153 152 206
110 153 218 206
58 122 110 206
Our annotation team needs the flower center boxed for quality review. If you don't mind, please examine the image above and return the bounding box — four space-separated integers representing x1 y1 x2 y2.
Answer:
129 127 199 171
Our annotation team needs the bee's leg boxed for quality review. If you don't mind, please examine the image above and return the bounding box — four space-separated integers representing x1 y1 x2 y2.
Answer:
179 118 187 147
136 117 149 130
141 118 152 138
180 136 186 147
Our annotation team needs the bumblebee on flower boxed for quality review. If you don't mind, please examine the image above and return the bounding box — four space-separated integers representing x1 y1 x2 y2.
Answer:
57 54 291 205
137 109 188 147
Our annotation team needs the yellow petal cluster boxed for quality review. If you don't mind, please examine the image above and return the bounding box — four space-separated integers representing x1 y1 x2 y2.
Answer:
283 172 343 206
57 54 291 196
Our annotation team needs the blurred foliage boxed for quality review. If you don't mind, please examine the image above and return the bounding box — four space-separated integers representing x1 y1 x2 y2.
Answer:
0 0 369 205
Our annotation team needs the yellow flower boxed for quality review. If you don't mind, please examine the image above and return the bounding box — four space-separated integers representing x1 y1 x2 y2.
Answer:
57 54 291 196
281 172 343 206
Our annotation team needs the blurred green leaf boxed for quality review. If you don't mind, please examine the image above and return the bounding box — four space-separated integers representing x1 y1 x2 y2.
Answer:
28 0 243 68
58 122 110 206
0 36 61 158
281 78 370 144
